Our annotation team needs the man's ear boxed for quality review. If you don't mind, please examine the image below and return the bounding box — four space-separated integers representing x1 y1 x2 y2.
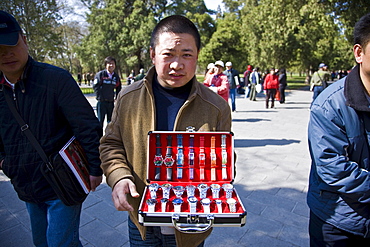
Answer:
354 44 363 64
150 47 155 65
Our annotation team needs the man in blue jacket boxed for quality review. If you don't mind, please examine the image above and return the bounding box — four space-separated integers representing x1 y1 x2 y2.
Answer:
307 13 370 246
0 11 102 246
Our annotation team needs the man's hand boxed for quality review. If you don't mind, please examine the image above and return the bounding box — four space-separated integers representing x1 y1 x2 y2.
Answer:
89 175 102 192
112 178 140 211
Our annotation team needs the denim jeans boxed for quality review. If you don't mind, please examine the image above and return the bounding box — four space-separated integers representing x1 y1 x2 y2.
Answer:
128 217 205 247
26 199 82 247
313 86 324 102
229 88 236 111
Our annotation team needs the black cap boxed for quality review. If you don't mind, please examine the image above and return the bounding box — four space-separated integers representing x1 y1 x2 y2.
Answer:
0 11 21 46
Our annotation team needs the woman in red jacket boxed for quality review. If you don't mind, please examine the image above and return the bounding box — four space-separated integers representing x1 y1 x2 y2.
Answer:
263 68 279 108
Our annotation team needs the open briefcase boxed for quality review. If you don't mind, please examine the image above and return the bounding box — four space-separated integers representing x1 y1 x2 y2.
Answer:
138 127 247 233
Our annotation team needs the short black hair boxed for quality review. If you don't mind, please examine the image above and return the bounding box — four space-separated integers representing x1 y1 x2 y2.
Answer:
150 15 201 51
354 13 370 48
104 56 116 66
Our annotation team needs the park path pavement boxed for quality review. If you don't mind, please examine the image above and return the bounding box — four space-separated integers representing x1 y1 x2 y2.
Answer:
0 86 313 247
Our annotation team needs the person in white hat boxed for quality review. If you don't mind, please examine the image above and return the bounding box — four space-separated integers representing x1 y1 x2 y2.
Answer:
204 60 230 101
225 61 240 112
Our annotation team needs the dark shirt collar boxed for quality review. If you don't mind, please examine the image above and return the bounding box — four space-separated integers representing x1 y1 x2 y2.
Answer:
344 65 370 112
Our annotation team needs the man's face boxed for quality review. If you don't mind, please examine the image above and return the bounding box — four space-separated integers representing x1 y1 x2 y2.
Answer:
150 32 199 88
0 33 28 83
106 61 116 73
215 65 223 74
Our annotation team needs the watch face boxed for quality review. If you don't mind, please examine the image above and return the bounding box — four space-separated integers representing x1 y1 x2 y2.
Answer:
149 183 159 191
201 198 211 205
164 156 174 166
211 184 221 190
161 198 169 203
187 196 198 203
222 183 233 190
198 183 209 190
161 183 172 189
172 198 183 205
227 198 237 204
146 199 157 206
215 199 223 204
153 155 163 165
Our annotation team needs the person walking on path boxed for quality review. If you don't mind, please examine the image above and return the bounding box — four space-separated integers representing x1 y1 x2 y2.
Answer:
225 61 240 112
243 65 253 98
310 63 330 101
307 13 370 246
278 68 287 103
0 11 102 247
263 68 279 108
249 67 261 101
204 60 230 102
93 56 121 127
99 15 231 247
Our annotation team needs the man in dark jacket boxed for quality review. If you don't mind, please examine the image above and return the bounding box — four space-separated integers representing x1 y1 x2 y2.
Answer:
93 56 121 127
0 11 102 246
225 61 240 112
307 13 370 246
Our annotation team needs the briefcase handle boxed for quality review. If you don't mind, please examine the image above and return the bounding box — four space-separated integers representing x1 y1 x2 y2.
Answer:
171 214 214 233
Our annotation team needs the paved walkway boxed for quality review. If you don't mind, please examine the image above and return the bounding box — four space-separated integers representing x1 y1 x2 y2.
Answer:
0 87 312 247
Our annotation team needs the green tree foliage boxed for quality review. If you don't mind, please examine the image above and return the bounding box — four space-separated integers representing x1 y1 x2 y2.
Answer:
0 0 63 62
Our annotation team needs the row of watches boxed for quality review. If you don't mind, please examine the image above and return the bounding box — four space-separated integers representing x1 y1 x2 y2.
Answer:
146 196 237 214
146 183 238 213
148 183 234 200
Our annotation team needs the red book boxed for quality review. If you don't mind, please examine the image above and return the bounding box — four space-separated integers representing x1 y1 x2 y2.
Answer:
59 136 90 193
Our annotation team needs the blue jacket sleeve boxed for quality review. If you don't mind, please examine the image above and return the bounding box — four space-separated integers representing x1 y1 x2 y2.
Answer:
308 102 370 203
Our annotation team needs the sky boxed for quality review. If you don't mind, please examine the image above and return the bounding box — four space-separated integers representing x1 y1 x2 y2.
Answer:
204 0 224 12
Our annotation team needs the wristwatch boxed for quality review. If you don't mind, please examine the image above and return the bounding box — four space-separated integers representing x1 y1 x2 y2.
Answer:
188 135 195 180
172 198 183 213
221 134 228 180
210 184 221 198
215 199 223 213
161 198 169 212
186 184 196 197
197 183 209 199
210 136 217 181
226 198 237 213
146 199 157 213
173 185 185 198
188 196 198 214
153 134 163 180
199 136 206 180
161 183 172 199
164 135 175 181
176 134 184 179
222 183 234 199
201 198 211 214
148 183 159 199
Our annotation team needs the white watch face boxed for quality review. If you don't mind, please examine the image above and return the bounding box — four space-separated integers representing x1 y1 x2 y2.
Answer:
211 184 221 190
201 198 211 205
187 196 198 203
227 198 237 204
222 183 233 190
198 183 209 190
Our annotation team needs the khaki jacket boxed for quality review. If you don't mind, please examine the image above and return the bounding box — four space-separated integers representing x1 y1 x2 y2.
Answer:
100 67 232 247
